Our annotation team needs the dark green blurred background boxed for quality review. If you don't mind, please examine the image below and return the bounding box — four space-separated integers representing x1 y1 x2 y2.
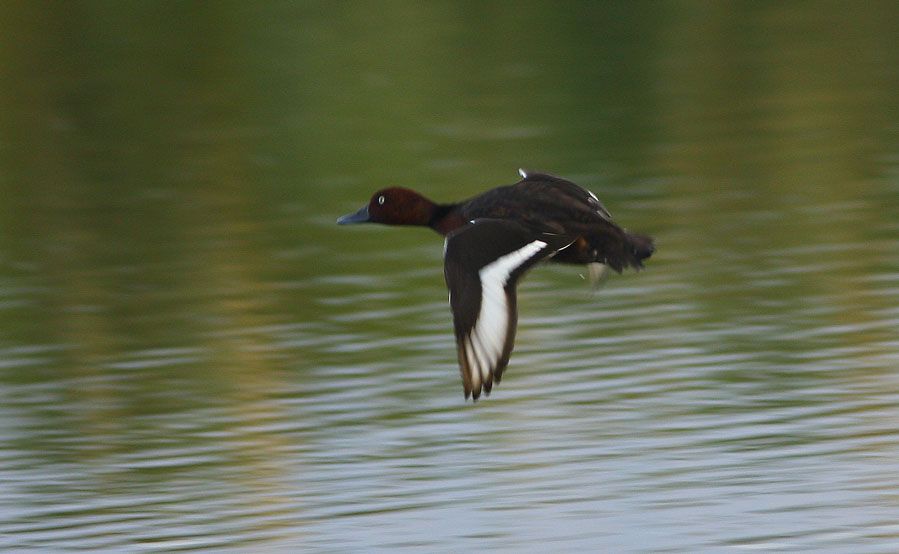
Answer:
1 2 898 551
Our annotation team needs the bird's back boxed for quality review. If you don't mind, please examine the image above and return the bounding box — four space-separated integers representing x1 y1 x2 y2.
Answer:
459 173 609 232
458 172 653 271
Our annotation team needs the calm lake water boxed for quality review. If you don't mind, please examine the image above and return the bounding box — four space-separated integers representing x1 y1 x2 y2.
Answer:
2 2 899 552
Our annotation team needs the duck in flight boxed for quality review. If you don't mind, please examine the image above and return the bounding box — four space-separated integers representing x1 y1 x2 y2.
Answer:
338 169 654 400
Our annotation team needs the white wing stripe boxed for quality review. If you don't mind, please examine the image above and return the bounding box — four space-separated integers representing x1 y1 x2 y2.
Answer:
465 343 479 386
466 239 548 383
469 332 490 382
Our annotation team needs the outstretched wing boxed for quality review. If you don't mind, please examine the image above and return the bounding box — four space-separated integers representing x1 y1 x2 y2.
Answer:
443 219 573 400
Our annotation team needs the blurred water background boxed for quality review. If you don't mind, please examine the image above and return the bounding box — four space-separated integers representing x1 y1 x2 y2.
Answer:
1 1 899 552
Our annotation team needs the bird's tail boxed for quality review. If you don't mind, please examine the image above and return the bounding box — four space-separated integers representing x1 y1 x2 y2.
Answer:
596 230 655 272
625 231 655 269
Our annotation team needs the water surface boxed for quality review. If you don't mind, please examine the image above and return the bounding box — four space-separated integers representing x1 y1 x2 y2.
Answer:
1 2 899 552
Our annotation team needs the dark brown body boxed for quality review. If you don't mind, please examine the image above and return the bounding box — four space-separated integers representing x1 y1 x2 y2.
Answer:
433 173 654 272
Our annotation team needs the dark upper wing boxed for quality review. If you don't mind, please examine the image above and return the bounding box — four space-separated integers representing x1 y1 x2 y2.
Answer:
443 219 573 400
515 169 613 222
457 170 614 235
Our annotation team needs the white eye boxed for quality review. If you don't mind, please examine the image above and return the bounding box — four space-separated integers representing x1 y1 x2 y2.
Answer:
377 195 385 205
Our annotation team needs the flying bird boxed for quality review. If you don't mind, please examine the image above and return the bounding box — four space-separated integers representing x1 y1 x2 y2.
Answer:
338 169 654 400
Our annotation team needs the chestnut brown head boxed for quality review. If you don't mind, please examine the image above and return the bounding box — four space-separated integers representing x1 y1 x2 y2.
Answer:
337 187 436 227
